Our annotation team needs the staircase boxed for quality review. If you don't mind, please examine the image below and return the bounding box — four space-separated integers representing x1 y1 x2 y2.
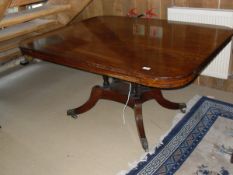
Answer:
0 0 71 65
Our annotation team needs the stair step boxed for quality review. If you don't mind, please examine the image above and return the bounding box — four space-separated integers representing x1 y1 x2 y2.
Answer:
0 48 21 64
0 33 37 52
0 4 71 28
0 18 57 42
0 23 62 52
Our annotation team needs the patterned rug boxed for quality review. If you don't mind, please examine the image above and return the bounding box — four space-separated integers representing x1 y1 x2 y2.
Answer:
123 96 233 175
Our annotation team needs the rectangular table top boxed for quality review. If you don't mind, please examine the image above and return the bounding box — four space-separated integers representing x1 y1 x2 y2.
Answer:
20 16 233 88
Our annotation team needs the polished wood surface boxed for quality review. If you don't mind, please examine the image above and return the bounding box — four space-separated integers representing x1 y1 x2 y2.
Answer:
231 153 233 163
20 16 233 88
20 16 233 151
66 77 186 151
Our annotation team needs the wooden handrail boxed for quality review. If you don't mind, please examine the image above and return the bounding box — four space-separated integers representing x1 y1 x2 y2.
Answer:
10 0 47 7
0 4 71 28
0 0 93 65
0 19 56 42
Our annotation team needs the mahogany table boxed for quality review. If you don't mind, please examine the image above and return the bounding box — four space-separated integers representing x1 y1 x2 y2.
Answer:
20 16 233 151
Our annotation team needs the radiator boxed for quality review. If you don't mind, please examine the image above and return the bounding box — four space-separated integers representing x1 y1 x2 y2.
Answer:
168 7 233 79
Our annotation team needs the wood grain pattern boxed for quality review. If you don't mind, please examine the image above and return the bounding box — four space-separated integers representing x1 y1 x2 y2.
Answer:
0 19 56 42
74 0 104 22
188 0 219 8
195 75 233 92
160 0 172 19
0 0 12 20
74 0 203 23
0 33 36 52
0 48 21 64
174 0 233 9
20 16 233 88
75 0 172 22
172 0 233 88
173 0 188 7
94 0 232 19
0 4 71 28
47 0 94 25
220 0 233 9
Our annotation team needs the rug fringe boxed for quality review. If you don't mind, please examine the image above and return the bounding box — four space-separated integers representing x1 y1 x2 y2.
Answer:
116 95 206 175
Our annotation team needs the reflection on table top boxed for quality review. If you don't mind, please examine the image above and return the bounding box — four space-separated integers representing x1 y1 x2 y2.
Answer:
20 16 233 88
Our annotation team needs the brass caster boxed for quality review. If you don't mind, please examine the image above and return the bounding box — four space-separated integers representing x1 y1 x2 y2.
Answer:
67 109 79 119
179 103 187 113
140 138 149 152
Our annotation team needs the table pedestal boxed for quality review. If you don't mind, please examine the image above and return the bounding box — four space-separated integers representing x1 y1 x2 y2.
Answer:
67 76 186 151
